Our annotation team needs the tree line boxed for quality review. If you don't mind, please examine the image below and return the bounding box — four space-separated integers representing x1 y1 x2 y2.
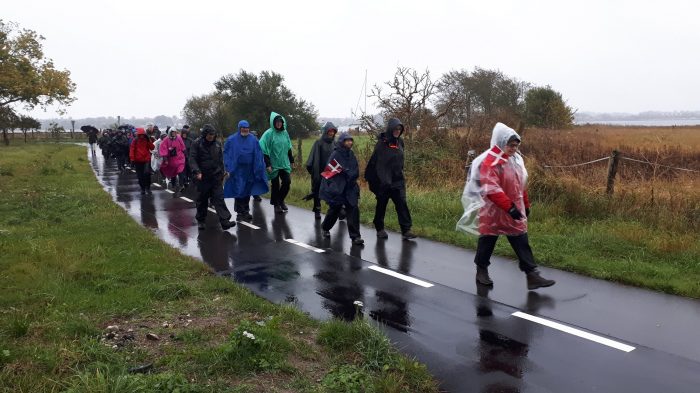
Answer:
184 67 574 140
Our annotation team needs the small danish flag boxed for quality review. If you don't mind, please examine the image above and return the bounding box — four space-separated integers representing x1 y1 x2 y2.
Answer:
485 145 510 167
321 159 343 179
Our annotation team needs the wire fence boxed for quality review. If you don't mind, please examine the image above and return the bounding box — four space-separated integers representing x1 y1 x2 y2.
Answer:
543 154 699 173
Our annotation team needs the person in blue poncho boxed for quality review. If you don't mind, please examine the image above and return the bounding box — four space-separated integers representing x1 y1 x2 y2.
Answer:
320 132 364 246
224 120 269 222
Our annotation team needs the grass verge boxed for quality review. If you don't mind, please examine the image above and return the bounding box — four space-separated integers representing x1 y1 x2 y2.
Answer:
0 144 440 393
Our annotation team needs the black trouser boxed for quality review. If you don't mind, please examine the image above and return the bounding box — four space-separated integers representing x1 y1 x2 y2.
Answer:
474 233 538 273
116 153 127 170
169 172 186 187
312 180 322 211
234 196 250 214
323 204 361 239
134 162 151 191
373 187 412 232
195 177 231 224
270 170 291 206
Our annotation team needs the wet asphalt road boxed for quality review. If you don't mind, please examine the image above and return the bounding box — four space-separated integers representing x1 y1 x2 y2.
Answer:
90 149 700 392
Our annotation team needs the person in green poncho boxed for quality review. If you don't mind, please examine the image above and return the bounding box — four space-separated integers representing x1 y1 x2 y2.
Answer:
259 112 295 214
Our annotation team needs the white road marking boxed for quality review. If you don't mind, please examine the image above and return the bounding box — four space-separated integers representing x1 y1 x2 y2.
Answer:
208 208 216 213
512 311 636 352
238 221 260 230
152 183 162 187
165 189 175 194
180 196 194 202
368 265 434 288
131 169 136 173
284 238 325 253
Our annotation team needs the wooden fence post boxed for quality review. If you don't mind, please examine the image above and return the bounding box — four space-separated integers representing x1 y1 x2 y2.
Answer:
606 150 620 195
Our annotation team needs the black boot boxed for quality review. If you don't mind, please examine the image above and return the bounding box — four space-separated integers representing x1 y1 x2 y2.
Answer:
253 195 262 202
402 230 417 240
476 267 493 286
376 229 388 239
527 271 556 290
197 221 206 230
221 220 236 230
274 204 284 214
280 202 289 212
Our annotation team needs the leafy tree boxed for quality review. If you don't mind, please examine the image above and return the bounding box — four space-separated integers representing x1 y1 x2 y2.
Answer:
214 70 318 138
0 106 19 145
523 86 575 129
435 67 529 130
181 93 234 136
0 20 76 112
17 115 41 143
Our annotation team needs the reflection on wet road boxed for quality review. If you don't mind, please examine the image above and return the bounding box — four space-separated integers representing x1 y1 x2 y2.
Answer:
91 148 700 393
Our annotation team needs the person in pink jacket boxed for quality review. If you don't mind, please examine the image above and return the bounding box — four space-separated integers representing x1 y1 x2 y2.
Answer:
159 128 187 192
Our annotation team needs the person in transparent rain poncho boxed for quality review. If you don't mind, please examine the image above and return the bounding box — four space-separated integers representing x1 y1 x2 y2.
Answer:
457 123 555 290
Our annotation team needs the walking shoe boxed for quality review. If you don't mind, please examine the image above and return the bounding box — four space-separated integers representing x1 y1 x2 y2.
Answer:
475 267 494 286
253 195 262 202
322 230 331 238
402 230 417 240
220 220 236 230
376 229 389 239
140 189 146 195
274 204 284 214
146 189 152 195
280 202 289 212
236 213 252 222
197 221 206 230
338 208 346 220
351 237 365 246
526 271 556 290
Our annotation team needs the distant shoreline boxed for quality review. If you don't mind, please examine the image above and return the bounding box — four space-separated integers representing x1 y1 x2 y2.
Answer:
575 119 700 127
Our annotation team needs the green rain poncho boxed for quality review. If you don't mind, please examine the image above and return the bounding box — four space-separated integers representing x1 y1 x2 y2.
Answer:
259 112 293 179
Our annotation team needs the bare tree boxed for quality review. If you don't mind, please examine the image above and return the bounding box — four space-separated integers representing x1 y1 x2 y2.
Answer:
366 67 437 140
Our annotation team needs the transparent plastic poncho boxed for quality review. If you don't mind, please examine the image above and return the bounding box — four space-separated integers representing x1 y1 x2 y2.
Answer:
456 123 529 236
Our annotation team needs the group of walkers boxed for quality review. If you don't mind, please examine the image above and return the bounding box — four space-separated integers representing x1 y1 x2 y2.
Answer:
97 114 555 290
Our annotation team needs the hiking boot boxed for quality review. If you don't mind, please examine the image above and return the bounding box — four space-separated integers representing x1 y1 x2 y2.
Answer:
140 189 146 195
402 230 417 240
237 213 252 222
197 221 206 230
274 204 284 214
280 202 289 212
146 189 152 195
322 230 331 238
376 230 388 239
253 195 262 202
220 220 236 230
475 267 494 286
527 271 556 290
352 237 365 246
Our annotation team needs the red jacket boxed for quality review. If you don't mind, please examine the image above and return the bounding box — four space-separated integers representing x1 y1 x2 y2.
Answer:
130 136 154 163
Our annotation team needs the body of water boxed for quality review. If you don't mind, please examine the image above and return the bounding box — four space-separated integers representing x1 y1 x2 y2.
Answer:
575 119 700 126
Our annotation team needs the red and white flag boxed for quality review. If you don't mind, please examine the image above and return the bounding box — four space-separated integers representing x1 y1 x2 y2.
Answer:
321 159 343 179
484 145 510 167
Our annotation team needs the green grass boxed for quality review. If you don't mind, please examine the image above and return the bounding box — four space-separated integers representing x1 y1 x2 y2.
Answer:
290 136 700 298
0 144 439 393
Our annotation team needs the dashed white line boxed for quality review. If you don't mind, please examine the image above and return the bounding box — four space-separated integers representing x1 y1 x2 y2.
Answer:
512 311 636 352
368 265 434 288
165 189 174 194
238 221 260 230
130 169 136 173
208 208 216 213
284 238 325 253
152 183 162 187
180 196 194 202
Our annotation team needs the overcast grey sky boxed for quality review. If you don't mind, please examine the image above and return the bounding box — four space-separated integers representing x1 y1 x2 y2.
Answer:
5 0 700 119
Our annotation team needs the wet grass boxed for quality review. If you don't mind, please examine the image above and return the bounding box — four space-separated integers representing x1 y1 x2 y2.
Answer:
289 135 700 298
0 144 440 393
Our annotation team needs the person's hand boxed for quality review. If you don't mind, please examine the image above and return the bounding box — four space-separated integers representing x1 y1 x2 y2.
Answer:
196 173 202 181
508 204 524 220
266 166 272 174
525 207 530 218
